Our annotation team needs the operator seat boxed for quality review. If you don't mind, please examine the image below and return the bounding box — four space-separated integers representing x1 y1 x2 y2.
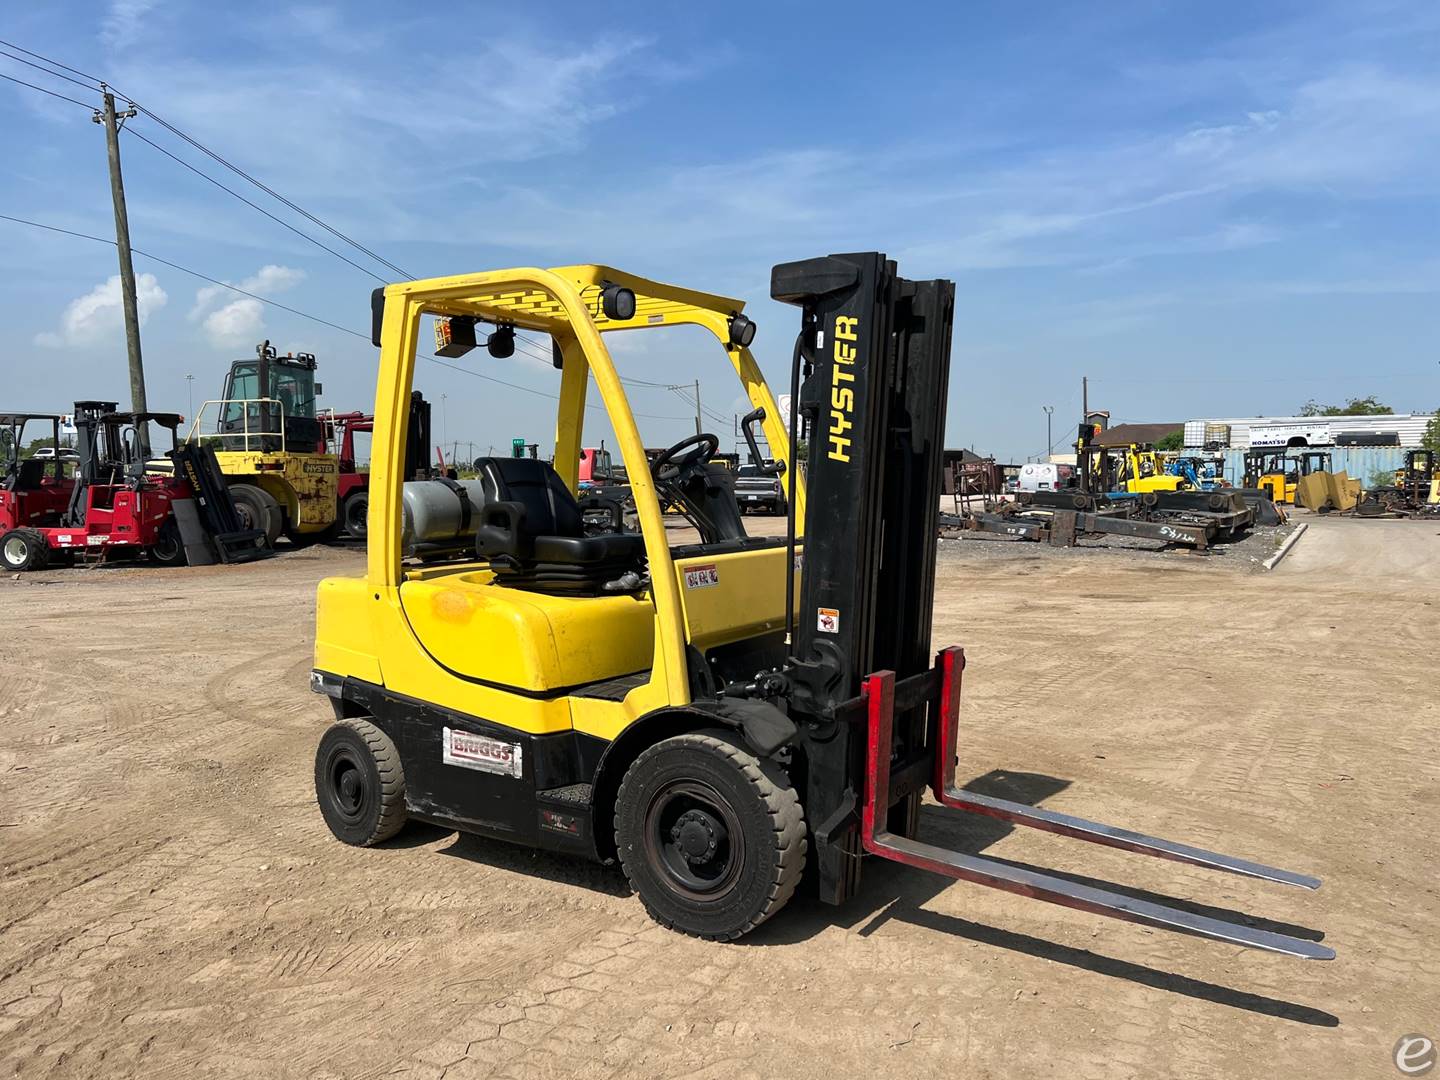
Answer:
12 459 45 491
475 458 646 596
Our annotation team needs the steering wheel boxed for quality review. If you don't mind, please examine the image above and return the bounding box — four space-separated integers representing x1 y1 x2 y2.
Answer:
650 432 719 482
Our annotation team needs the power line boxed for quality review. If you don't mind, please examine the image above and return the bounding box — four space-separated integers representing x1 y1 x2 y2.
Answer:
0 212 692 421
0 47 101 93
131 106 412 280
3 38 576 374
124 126 390 284
1 39 411 279
0 38 104 85
0 70 95 109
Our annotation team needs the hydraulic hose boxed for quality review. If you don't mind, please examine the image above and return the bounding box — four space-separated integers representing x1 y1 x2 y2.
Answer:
784 323 809 650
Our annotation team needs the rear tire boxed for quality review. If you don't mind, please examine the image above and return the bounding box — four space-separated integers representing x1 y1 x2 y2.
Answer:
614 730 805 940
342 490 369 538
315 718 407 846
1 528 49 572
229 483 282 547
148 518 188 566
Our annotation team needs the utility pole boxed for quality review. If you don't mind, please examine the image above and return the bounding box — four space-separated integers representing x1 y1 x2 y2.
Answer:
1082 376 1088 425
93 86 148 452
440 393 448 453
185 374 194 418
1043 405 1054 459
693 379 702 435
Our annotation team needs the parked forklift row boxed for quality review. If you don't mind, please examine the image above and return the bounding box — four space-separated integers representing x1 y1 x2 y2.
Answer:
1 344 392 572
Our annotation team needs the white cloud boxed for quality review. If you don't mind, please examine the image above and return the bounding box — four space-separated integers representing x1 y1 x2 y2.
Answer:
101 0 159 49
188 265 305 348
34 273 167 348
202 299 265 347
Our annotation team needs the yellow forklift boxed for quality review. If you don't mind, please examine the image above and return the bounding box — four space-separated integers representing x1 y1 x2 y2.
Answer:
309 255 1329 957
184 342 339 544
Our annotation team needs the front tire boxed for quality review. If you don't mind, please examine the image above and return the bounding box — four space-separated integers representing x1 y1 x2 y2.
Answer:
1 528 50 572
229 483 282 547
315 718 407 846
148 518 188 566
614 730 805 941
342 490 369 538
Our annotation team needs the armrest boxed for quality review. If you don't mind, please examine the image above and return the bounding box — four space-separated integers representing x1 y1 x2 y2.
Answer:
577 493 624 533
476 499 531 558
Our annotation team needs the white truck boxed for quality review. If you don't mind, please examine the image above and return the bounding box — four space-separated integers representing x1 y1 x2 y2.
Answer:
1017 462 1076 493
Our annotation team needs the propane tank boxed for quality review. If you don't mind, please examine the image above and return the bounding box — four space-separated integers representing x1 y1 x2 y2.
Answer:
401 479 486 553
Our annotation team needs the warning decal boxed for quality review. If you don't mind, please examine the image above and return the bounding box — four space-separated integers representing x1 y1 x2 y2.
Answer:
817 607 840 634
684 564 720 590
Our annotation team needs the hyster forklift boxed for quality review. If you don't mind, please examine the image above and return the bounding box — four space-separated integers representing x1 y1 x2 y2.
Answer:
310 256 1330 958
183 341 339 544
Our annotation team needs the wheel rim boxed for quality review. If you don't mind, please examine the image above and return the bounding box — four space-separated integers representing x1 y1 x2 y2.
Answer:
153 531 181 561
233 501 258 531
3 536 29 566
327 750 368 824
643 779 744 902
346 497 368 535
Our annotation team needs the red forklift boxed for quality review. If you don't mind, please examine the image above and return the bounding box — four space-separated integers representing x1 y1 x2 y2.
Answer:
0 403 186 570
1 402 267 571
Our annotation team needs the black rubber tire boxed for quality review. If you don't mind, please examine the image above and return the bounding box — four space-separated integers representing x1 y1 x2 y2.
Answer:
772 499 788 518
315 718 407 846
1 528 49 572
342 490 369 538
147 518 188 566
614 730 805 941
229 483 283 547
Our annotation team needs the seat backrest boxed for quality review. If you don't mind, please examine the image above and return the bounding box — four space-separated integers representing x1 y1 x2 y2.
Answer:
16 459 45 489
476 457 582 538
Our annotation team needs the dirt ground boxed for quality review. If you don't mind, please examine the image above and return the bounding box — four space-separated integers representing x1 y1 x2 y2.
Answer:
1 513 1436 1079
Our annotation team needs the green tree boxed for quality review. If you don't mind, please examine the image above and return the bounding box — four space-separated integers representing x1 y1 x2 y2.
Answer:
1423 410 1440 453
1156 430 1183 451
1299 396 1395 417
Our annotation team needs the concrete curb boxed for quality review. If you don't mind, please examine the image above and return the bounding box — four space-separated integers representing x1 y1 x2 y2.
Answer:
1262 521 1308 571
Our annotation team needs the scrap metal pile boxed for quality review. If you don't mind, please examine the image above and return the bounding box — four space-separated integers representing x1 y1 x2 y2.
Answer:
942 486 1257 551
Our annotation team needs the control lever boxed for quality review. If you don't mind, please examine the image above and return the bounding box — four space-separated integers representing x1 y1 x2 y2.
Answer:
740 407 785 474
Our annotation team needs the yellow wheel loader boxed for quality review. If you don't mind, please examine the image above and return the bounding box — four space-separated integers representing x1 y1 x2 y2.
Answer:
309 255 1330 956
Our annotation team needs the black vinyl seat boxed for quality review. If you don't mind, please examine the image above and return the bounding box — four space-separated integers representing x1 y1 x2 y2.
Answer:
475 458 645 595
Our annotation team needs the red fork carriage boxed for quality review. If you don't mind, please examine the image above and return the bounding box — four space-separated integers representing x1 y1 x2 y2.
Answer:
859 647 1331 959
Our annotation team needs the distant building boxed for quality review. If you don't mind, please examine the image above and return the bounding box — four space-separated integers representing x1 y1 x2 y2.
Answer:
1182 414 1434 450
1091 422 1183 448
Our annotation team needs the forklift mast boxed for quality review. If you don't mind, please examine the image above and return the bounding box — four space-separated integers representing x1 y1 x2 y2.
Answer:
771 252 955 903
65 400 120 526
772 253 955 706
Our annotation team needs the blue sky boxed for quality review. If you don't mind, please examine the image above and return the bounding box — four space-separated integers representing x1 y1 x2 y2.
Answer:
2 1 1438 462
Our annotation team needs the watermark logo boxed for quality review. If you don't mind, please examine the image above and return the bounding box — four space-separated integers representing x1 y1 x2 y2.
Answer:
1395 1034 1437 1076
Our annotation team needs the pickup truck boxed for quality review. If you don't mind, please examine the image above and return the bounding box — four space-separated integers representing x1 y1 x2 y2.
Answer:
733 462 786 515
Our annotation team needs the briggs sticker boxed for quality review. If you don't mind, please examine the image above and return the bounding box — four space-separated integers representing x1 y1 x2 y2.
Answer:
817 607 840 634
442 727 523 778
684 564 720 590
